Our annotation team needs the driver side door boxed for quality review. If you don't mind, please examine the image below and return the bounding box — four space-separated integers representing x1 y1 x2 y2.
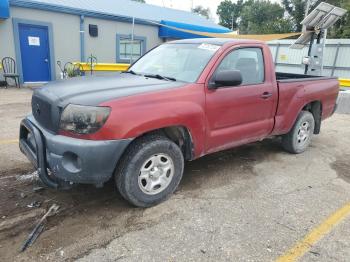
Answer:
205 46 277 154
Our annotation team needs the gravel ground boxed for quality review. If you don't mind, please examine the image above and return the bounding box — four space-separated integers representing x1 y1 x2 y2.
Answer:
0 87 349 262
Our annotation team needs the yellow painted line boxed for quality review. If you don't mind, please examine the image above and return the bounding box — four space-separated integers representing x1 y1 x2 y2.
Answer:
276 202 350 262
0 139 19 145
73 62 130 72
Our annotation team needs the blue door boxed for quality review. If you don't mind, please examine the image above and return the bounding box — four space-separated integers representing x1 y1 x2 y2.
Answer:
19 24 51 82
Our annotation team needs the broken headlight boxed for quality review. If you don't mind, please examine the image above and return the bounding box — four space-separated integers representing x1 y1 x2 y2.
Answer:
59 104 111 134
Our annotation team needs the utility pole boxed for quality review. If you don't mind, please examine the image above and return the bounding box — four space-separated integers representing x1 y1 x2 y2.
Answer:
130 16 135 64
303 0 313 31
231 13 234 31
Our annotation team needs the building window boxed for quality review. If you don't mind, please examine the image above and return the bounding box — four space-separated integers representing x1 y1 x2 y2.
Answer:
120 39 142 60
117 35 146 63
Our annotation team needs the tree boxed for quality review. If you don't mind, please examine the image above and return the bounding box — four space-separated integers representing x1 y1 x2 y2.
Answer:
192 5 211 19
132 0 145 3
216 0 244 30
239 0 294 34
282 0 307 32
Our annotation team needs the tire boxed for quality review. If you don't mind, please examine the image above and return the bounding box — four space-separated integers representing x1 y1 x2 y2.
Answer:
282 110 315 154
115 134 184 207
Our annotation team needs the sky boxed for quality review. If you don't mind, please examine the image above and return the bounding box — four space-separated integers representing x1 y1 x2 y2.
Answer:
146 0 223 22
145 0 281 23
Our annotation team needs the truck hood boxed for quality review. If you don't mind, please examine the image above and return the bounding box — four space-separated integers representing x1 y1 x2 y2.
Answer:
31 73 185 133
34 73 185 107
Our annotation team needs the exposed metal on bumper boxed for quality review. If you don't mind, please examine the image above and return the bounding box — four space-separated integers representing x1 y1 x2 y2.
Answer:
19 115 132 187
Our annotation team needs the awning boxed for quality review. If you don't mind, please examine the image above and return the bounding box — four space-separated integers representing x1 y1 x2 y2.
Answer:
159 20 231 39
157 20 301 41
0 0 9 19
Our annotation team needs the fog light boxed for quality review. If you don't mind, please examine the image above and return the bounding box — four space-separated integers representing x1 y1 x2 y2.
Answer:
62 152 82 173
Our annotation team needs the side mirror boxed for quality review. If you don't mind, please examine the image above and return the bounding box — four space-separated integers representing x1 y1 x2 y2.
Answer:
210 70 242 89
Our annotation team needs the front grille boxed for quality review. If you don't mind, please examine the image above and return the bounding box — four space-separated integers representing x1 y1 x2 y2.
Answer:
32 95 55 132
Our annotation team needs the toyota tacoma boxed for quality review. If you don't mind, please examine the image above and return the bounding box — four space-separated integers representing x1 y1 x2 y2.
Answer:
19 38 339 207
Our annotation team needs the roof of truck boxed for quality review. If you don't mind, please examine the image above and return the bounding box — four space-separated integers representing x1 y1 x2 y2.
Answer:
171 38 264 46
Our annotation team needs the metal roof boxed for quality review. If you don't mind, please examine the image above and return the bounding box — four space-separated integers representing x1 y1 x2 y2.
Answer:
9 0 226 30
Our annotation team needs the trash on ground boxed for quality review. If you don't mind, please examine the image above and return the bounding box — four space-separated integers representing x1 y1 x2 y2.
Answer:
27 201 41 208
33 186 45 193
20 204 60 252
16 171 39 182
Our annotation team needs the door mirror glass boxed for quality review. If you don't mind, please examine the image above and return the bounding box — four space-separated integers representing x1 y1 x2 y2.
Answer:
212 70 242 88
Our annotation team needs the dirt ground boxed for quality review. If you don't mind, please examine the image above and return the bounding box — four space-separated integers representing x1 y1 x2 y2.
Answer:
0 87 350 262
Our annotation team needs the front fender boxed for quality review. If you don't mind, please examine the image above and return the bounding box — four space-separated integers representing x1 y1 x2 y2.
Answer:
100 84 206 157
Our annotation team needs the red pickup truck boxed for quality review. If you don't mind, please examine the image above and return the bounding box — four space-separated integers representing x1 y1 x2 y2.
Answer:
20 38 339 207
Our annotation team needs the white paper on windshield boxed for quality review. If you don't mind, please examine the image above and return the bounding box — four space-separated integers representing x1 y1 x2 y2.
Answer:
198 43 220 52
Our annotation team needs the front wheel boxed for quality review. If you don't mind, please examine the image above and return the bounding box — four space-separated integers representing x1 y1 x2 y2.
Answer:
282 111 315 154
115 134 184 207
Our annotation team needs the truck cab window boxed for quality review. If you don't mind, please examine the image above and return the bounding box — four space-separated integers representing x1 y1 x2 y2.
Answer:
217 48 265 85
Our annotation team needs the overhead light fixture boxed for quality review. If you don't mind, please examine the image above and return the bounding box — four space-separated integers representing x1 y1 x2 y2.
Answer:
300 2 334 29
290 31 314 49
318 7 347 29
290 2 347 49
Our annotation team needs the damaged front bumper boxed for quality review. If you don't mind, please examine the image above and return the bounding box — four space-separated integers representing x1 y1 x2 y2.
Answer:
19 115 132 188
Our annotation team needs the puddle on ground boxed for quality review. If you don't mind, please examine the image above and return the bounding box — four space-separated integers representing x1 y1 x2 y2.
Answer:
179 138 282 193
331 154 350 183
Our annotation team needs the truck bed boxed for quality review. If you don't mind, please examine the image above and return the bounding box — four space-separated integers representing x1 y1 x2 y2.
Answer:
276 72 337 82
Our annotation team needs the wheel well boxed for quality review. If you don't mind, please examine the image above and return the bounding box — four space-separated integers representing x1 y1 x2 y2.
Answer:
139 126 194 161
302 101 322 134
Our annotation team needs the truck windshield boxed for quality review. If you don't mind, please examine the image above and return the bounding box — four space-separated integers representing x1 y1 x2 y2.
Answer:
129 43 220 83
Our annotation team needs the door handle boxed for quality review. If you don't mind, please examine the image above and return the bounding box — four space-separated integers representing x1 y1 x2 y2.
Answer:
261 92 273 99
44 59 48 63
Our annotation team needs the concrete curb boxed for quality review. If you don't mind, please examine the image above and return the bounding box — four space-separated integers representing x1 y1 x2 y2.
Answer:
336 90 350 114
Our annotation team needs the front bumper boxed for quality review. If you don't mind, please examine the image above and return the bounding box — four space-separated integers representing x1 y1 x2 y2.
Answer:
19 115 132 187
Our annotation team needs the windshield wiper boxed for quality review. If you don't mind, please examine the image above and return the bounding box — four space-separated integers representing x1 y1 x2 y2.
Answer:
144 74 176 81
122 70 138 75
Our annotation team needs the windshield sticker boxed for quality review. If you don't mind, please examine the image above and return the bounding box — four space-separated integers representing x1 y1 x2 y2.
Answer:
198 43 220 52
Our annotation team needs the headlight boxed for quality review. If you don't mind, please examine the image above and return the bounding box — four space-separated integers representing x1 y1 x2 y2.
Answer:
59 104 111 134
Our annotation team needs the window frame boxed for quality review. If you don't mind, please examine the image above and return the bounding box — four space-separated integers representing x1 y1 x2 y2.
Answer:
210 46 266 88
116 34 147 63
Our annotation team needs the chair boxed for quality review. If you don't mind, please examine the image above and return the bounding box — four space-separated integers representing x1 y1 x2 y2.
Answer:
2 57 20 88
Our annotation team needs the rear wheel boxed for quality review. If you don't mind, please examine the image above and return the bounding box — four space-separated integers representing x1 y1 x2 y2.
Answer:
115 134 184 207
282 111 315 154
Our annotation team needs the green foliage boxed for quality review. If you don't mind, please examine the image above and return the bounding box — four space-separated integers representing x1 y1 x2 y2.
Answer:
281 0 306 32
217 0 244 30
217 0 349 37
192 5 211 19
132 0 145 3
217 0 294 33
239 0 294 34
